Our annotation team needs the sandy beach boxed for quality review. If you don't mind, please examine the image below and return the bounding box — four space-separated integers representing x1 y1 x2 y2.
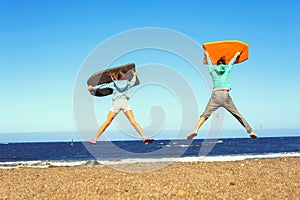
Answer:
0 157 299 200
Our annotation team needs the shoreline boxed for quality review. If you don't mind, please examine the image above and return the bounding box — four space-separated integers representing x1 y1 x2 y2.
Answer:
1 157 299 199
1 152 299 169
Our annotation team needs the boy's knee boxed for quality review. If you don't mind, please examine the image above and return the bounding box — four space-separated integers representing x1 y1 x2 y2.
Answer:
200 114 209 120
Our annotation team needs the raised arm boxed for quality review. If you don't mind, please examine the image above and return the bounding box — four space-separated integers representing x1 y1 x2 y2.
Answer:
228 51 241 66
128 70 137 87
107 71 118 81
204 50 216 73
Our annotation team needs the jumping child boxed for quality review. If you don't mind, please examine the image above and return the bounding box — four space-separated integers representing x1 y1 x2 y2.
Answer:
187 51 257 140
88 70 154 144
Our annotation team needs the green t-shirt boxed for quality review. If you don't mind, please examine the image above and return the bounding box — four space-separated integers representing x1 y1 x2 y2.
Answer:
207 55 238 89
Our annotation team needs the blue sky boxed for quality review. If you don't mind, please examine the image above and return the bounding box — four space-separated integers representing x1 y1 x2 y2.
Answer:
1 0 300 141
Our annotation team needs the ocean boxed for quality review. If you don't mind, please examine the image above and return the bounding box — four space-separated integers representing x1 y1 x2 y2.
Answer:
0 137 299 169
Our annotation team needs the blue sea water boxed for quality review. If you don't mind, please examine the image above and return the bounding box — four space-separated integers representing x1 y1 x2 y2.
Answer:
0 137 299 168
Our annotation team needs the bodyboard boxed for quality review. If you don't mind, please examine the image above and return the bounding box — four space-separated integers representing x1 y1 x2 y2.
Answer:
87 63 140 97
202 40 248 65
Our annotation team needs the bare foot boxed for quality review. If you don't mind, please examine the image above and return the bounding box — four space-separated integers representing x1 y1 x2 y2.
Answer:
250 132 257 139
187 132 197 140
143 137 154 144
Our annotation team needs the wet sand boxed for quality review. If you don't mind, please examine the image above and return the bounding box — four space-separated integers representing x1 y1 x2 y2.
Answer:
0 157 299 199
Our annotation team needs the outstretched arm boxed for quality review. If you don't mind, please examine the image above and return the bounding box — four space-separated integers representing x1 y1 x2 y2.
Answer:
88 82 115 91
204 50 216 72
226 51 240 72
107 71 118 81
228 51 240 65
128 70 137 87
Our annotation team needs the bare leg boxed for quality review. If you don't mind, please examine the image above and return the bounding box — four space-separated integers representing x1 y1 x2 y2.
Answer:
93 111 117 141
187 116 206 140
194 116 206 133
187 94 220 140
124 110 146 138
225 95 257 138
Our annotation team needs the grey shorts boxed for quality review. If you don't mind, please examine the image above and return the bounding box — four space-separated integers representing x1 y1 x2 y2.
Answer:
201 90 253 133
110 98 132 113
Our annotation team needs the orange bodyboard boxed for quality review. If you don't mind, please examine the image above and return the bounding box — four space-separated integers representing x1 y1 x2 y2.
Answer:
202 40 248 65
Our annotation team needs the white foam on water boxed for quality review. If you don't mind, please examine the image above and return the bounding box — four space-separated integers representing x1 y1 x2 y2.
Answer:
0 152 299 168
177 152 300 162
0 160 90 169
98 152 300 165
48 161 87 167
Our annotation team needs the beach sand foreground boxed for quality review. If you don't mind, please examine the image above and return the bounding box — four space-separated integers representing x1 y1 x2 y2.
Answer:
0 157 299 199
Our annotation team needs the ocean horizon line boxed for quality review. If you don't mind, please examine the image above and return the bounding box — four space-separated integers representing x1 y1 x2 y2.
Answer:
0 135 300 144
1 128 300 134
0 129 299 143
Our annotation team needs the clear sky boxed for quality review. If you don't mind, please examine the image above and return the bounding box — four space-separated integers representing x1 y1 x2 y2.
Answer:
1 0 300 141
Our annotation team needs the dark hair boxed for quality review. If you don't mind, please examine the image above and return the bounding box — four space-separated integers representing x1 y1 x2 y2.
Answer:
217 56 226 65
117 71 127 80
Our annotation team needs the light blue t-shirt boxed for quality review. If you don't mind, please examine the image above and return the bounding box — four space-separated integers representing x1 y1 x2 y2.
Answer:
207 55 238 89
93 75 137 100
